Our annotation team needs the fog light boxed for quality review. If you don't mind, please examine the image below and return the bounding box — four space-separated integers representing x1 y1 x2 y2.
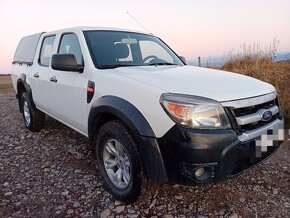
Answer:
181 162 215 183
194 167 205 177
194 166 212 182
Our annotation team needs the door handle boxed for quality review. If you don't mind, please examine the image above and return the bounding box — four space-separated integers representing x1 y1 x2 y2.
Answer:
34 73 39 78
50 76 57 82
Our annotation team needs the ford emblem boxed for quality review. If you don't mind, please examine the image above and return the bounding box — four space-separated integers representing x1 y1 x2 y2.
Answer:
261 110 272 121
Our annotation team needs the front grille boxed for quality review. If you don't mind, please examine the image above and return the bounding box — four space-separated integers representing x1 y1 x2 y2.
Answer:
224 108 242 135
239 115 278 132
226 98 280 134
233 99 276 117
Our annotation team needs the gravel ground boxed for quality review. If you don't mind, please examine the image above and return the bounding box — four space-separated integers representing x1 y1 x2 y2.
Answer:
0 91 289 217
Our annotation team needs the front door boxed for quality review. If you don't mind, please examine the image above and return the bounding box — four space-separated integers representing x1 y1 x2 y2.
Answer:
48 33 88 135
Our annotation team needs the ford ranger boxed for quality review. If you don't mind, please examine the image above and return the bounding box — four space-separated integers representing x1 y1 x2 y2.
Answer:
11 27 284 203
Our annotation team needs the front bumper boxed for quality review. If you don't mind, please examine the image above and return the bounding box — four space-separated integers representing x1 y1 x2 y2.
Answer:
157 119 284 185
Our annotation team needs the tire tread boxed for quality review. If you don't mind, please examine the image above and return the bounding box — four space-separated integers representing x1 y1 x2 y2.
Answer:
96 120 152 203
21 92 45 132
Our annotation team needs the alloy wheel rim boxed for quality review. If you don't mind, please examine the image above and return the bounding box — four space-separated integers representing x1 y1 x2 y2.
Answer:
23 101 31 126
102 139 131 189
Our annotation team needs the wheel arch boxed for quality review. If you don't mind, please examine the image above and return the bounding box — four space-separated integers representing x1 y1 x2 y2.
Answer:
16 74 36 112
88 95 168 183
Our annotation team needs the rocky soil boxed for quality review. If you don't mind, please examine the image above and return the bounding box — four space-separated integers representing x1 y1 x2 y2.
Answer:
0 91 289 217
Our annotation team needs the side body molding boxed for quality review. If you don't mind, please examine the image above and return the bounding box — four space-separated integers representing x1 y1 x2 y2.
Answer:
88 95 168 182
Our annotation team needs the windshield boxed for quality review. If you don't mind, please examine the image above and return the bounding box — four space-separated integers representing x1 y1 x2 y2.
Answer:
83 30 184 69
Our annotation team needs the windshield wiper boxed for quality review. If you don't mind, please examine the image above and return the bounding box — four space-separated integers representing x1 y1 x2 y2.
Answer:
98 64 137 69
148 62 177 66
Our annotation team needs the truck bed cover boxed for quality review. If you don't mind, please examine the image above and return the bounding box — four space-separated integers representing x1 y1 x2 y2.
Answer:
13 32 44 64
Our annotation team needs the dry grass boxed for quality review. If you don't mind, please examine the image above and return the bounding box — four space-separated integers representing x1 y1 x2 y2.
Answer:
0 75 13 93
221 56 290 118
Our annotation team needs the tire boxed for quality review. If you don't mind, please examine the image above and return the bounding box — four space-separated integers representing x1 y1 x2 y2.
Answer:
21 92 45 132
95 120 148 203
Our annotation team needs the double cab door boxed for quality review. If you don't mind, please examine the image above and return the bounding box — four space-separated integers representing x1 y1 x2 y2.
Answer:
31 32 88 135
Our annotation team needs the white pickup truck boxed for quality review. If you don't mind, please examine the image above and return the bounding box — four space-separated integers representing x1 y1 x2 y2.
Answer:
11 26 284 203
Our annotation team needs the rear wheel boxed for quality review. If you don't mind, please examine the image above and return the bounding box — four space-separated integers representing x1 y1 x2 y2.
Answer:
21 92 45 132
95 120 148 203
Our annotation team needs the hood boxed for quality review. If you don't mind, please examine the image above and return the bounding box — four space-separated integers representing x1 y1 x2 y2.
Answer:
113 65 275 102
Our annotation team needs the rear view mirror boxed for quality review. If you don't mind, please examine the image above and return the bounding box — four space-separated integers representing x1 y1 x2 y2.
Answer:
51 54 83 72
121 38 137 44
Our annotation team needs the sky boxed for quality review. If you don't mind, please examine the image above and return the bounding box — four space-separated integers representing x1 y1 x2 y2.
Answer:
1 0 290 74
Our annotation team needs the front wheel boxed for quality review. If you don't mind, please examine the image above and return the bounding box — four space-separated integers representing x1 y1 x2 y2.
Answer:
95 120 148 203
21 92 45 132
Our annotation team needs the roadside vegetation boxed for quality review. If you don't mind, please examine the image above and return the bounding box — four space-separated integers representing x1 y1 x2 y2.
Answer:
0 75 13 93
220 40 290 119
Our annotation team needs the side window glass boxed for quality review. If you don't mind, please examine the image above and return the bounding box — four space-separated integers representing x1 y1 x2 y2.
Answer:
39 36 55 66
58 33 83 65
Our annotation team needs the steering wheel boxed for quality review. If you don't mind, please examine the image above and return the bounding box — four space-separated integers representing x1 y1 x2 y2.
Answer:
143 55 158 63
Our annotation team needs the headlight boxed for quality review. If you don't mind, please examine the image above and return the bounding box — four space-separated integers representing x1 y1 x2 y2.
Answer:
160 94 231 129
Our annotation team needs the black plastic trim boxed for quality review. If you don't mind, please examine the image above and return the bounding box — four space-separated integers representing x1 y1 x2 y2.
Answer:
224 107 242 135
157 125 238 184
157 124 282 185
16 74 36 112
88 95 168 182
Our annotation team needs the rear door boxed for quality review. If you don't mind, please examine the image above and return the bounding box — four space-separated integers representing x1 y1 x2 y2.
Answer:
30 35 56 112
48 33 88 134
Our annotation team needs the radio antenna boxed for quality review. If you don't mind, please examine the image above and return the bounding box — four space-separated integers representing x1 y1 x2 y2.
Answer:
126 12 153 35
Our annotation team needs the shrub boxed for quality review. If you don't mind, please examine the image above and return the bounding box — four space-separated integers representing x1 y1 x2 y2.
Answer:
221 55 290 118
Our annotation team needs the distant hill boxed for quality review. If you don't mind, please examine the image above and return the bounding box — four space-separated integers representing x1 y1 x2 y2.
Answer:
273 53 290 62
188 52 290 67
0 73 11 76
188 56 225 67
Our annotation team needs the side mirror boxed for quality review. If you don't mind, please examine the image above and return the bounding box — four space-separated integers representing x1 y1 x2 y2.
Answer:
51 54 83 73
179 56 187 65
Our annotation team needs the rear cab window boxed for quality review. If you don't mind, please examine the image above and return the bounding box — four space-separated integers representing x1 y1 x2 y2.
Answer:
39 35 56 67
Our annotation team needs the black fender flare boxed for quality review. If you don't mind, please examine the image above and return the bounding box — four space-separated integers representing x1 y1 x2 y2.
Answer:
16 74 36 112
88 95 168 182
